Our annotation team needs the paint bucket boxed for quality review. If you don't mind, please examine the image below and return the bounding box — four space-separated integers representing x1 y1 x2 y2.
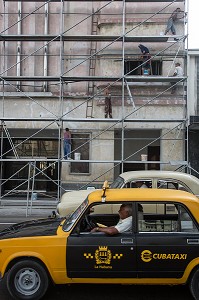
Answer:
141 154 148 161
74 153 81 160
31 192 37 201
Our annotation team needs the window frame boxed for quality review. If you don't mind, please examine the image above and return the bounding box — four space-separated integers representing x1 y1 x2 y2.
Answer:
124 59 162 76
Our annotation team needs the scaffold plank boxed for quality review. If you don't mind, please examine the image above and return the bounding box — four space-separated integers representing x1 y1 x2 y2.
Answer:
0 34 185 43
0 117 186 122
3 0 184 2
0 75 186 82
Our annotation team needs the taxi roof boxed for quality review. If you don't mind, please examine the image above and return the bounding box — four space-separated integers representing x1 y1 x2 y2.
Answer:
88 188 199 205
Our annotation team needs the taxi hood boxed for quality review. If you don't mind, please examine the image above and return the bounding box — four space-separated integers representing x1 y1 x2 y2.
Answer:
0 216 63 240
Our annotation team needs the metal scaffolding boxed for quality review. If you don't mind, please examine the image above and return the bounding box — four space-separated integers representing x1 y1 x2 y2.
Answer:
0 0 188 214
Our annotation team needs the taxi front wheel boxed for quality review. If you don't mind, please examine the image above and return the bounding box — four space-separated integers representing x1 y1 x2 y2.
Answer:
6 259 49 300
190 268 199 300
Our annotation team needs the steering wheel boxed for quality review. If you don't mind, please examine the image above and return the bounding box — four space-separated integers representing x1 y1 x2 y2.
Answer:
84 215 97 230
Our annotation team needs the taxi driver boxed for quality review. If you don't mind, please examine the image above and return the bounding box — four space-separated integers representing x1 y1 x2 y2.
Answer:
91 204 132 235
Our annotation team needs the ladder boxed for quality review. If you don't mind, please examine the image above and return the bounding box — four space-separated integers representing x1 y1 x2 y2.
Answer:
125 80 136 108
2 122 19 158
86 9 98 118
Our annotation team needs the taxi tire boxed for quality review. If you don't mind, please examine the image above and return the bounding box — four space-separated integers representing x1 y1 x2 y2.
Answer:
6 259 49 300
190 268 199 300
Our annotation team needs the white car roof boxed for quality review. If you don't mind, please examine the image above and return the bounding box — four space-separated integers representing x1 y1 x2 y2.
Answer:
119 170 199 193
57 170 199 216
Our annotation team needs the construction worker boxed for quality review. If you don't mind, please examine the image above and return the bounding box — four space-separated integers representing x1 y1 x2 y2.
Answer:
164 8 184 40
171 62 184 94
138 44 151 75
104 88 113 118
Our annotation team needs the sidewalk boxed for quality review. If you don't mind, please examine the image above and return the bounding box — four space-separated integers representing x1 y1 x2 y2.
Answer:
0 206 57 218
0 199 58 221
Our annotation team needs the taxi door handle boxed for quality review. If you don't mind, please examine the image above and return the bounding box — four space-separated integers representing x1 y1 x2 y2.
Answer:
187 239 199 245
121 238 133 244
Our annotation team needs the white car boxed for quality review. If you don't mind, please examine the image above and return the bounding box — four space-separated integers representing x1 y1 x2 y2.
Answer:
57 170 199 216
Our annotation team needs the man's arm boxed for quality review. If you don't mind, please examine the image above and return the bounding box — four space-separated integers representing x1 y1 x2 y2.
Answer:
91 226 119 235
177 10 185 20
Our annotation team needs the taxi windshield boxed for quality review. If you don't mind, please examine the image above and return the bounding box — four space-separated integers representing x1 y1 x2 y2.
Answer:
110 176 124 188
63 198 88 231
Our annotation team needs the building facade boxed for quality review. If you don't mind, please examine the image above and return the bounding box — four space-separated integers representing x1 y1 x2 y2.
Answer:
0 0 187 201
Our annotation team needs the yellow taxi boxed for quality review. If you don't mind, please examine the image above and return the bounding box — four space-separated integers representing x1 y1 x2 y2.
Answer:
1 184 199 300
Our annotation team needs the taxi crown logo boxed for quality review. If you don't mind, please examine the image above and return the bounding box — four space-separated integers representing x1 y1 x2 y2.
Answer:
84 246 123 266
95 246 112 264
99 246 108 251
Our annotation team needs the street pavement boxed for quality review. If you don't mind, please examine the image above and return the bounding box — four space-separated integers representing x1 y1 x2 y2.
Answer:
0 279 193 300
0 204 57 230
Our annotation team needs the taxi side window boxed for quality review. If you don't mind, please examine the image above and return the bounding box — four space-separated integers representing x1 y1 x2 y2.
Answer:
77 203 122 233
178 206 198 232
138 202 198 233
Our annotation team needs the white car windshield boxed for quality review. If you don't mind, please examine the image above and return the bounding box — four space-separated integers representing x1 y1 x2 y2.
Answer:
110 176 124 188
63 198 88 231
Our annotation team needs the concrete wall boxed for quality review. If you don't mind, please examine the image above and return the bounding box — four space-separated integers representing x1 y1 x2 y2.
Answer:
187 51 199 117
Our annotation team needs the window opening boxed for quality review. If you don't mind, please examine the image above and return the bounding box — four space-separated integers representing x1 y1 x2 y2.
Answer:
3 139 59 192
70 133 90 174
7 139 58 158
124 60 162 76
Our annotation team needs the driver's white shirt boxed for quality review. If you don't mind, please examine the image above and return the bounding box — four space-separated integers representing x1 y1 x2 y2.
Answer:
114 216 132 233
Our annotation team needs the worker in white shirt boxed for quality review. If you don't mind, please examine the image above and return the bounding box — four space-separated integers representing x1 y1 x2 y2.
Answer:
171 62 184 94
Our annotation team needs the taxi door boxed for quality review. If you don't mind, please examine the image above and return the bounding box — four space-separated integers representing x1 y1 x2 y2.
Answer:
67 232 137 278
136 203 199 278
136 232 199 278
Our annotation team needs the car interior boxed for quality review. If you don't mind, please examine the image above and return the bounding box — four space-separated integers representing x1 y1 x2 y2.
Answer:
139 203 198 232
74 202 198 234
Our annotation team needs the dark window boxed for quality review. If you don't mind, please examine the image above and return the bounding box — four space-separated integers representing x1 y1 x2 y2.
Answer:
124 60 162 76
3 139 59 192
70 133 90 174
9 139 58 158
